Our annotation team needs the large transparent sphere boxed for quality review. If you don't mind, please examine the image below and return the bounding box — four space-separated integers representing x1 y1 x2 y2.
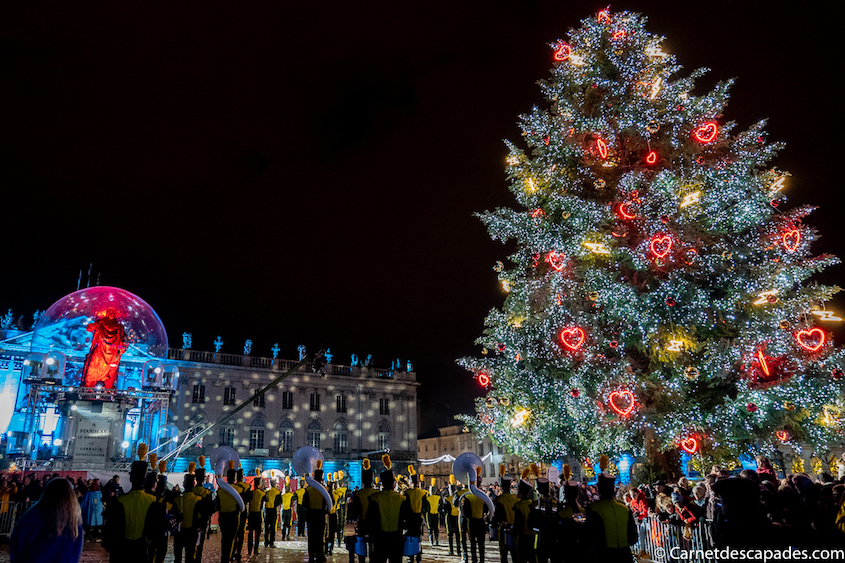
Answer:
32 286 168 360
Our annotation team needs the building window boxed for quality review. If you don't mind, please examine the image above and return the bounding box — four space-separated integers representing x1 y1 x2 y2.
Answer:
279 420 294 453
249 429 265 450
253 390 265 408
192 384 205 403
310 393 321 412
307 419 321 449
379 398 389 415
224 387 237 406
219 426 235 447
336 394 347 413
282 391 294 409
333 420 348 454
377 421 390 451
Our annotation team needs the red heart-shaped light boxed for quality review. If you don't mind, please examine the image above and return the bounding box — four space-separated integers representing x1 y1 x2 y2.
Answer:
776 430 789 442
546 251 565 272
693 122 718 143
553 42 571 62
680 437 698 454
795 328 825 352
560 327 585 351
783 229 800 252
608 390 635 416
650 235 673 258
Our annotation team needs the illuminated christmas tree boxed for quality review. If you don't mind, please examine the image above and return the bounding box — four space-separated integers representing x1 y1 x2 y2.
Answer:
461 9 845 468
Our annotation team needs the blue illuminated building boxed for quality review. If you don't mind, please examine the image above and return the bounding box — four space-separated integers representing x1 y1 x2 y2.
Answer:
0 287 420 487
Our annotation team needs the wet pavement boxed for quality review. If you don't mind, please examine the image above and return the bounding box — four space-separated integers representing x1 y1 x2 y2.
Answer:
0 524 467 563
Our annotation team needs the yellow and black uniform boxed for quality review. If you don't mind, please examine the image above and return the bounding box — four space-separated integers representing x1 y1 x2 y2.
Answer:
264 486 281 546
423 491 441 546
350 486 378 529
295 486 308 536
493 492 518 563
350 485 378 563
248 486 266 556
334 486 347 547
513 499 536 563
146 484 178 563
218 475 243 563
366 489 411 563
462 493 489 563
326 486 343 555
442 492 462 557
174 488 201 563
192 479 214 562
404 486 427 563
584 498 638 563
279 490 295 540
104 486 156 563
304 484 330 563
232 477 253 562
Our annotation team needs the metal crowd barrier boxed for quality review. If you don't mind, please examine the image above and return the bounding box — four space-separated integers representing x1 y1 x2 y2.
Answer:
631 516 717 563
0 501 17 538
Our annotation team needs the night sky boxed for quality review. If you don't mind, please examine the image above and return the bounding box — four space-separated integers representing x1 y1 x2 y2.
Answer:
2 2 842 434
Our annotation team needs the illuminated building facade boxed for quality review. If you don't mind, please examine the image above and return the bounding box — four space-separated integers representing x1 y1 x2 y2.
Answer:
0 287 419 486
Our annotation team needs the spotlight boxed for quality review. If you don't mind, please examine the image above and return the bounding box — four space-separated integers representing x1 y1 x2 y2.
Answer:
54 439 63 446
70 405 78 411
121 441 130 449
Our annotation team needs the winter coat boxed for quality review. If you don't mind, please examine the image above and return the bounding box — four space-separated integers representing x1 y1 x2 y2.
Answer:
80 490 104 527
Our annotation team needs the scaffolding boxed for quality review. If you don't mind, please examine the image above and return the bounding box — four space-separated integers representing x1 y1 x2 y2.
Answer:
16 383 171 472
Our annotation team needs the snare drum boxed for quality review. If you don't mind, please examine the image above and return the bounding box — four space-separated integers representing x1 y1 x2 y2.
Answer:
403 536 421 556
504 529 517 548
354 536 368 556
489 524 499 541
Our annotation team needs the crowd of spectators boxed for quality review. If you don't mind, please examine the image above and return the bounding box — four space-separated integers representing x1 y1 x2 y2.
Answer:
618 456 845 550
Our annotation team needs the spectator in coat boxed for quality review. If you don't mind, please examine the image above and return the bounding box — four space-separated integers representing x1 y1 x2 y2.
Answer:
80 479 104 540
10 477 84 563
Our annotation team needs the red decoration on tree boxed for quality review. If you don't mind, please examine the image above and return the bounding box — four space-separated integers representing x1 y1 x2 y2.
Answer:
560 327 586 351
617 202 636 220
553 42 572 62
755 350 773 378
782 229 801 252
679 437 698 454
747 403 758 413
693 122 718 143
612 30 626 40
776 430 789 442
795 328 825 352
497 343 506 352
609 340 619 348
832 368 844 380
570 388 580 398
477 373 490 386
666 298 676 307
645 150 658 165
596 138 608 159
650 235 673 258
546 251 565 271
597 8 610 23
608 390 636 416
